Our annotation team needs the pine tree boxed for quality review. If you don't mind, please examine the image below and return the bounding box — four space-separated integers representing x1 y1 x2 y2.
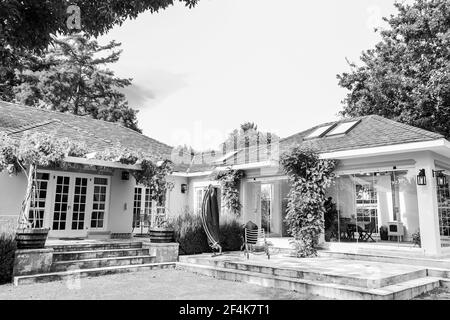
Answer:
13 34 141 132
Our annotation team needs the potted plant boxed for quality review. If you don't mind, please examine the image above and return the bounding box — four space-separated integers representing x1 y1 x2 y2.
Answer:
149 212 174 243
379 225 389 241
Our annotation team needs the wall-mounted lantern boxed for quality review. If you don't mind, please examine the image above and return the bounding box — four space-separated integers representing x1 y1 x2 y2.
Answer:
433 170 448 187
121 171 130 181
417 169 427 186
181 184 188 194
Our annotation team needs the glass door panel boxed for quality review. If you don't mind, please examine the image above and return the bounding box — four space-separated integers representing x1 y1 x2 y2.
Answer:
71 177 87 230
91 177 108 229
53 176 70 230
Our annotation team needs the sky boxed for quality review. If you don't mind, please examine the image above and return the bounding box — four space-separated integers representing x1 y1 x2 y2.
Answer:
98 0 403 150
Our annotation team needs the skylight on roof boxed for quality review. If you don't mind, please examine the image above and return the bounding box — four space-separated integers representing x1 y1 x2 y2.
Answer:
325 120 360 136
305 124 335 139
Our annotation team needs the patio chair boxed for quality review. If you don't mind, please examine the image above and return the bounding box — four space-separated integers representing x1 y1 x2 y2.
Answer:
244 227 271 260
358 220 376 242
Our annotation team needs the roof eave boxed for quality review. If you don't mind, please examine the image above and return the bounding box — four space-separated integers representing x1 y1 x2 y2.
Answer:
319 139 450 160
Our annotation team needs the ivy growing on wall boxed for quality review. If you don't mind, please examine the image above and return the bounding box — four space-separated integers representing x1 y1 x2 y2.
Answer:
280 147 337 258
213 168 245 216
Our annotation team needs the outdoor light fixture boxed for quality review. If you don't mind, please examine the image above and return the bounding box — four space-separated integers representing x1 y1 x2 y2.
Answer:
417 169 427 186
433 170 448 187
121 171 130 180
181 184 188 194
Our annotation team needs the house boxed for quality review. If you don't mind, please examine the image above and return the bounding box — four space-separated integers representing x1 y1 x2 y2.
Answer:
0 101 186 238
2 101 450 257
170 115 450 257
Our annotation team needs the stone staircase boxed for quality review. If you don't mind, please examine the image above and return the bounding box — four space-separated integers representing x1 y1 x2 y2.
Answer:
14 241 175 286
178 254 450 300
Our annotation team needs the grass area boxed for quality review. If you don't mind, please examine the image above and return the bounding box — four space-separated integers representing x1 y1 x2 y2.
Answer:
414 287 450 300
0 268 327 300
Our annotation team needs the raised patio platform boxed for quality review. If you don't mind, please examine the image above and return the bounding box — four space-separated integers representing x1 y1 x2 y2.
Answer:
178 252 450 300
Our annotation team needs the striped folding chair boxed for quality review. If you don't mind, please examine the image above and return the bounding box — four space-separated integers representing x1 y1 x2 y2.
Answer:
244 228 270 260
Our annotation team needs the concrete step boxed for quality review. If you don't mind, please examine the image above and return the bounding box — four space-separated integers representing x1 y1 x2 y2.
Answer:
53 248 151 262
320 251 450 269
179 256 427 289
48 241 143 252
14 262 175 286
51 255 155 272
177 262 441 300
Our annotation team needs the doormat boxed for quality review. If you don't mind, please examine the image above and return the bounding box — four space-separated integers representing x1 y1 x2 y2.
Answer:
58 237 85 241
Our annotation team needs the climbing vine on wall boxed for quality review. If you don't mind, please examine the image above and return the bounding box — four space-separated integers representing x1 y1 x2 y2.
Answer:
213 168 245 216
280 147 337 258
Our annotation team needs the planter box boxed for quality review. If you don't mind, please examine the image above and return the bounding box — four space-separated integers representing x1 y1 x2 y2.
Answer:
149 228 174 243
15 228 49 250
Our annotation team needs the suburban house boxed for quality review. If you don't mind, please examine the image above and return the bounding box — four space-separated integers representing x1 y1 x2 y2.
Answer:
2 101 450 257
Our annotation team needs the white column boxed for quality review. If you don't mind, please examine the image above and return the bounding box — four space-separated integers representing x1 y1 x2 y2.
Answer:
415 152 442 255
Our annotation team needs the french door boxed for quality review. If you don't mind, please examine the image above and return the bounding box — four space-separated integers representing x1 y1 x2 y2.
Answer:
48 173 110 238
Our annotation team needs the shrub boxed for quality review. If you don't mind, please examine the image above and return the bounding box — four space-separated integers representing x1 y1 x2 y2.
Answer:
172 211 244 255
219 217 243 251
0 232 17 284
172 211 210 255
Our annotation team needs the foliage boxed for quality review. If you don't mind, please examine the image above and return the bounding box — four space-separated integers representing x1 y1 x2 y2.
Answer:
0 1 198 101
0 1 198 51
219 216 244 251
412 230 421 247
171 211 209 255
281 147 337 257
133 159 174 201
171 210 243 255
0 132 87 175
0 232 17 285
12 34 141 132
94 144 141 165
337 0 450 138
213 168 245 215
240 122 258 132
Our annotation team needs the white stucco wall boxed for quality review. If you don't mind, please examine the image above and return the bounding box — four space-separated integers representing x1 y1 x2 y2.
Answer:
166 175 189 217
0 171 27 231
107 169 135 234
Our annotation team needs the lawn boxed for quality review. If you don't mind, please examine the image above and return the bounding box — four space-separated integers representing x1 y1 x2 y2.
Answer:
0 268 326 300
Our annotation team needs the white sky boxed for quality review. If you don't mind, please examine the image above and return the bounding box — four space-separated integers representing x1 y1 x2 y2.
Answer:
98 0 402 150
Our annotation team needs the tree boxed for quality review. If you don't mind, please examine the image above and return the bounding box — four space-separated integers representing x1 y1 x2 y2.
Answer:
0 0 197 51
12 34 142 132
0 0 198 101
240 122 258 132
337 0 450 138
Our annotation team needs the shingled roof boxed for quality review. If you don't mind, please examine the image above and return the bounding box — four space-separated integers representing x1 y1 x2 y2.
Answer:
281 115 444 154
0 101 173 159
174 115 445 174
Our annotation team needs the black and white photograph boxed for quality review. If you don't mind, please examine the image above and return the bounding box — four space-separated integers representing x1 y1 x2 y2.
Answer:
1 0 450 309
